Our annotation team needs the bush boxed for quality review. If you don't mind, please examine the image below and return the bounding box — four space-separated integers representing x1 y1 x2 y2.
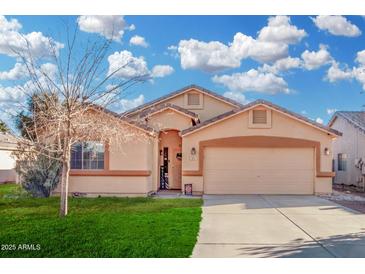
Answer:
16 154 62 197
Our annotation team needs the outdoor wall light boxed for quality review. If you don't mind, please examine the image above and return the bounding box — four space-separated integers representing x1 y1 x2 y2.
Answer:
191 147 196 155
324 147 330 156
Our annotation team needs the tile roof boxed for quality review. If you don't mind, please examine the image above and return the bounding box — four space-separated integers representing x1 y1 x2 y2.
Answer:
87 104 156 135
121 84 243 117
139 103 198 119
0 132 18 150
331 111 365 134
181 99 342 136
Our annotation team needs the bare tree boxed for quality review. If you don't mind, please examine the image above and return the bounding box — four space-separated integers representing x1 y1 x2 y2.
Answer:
9 24 151 216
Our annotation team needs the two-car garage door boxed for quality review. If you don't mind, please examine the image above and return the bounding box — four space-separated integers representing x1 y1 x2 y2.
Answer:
204 147 314 194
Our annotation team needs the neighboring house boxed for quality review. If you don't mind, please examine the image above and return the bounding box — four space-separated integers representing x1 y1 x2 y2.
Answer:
54 84 341 196
0 132 18 183
329 111 365 187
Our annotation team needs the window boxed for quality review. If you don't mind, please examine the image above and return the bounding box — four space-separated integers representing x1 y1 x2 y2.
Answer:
253 110 267 124
338 153 347 171
71 142 104 170
187 93 200 105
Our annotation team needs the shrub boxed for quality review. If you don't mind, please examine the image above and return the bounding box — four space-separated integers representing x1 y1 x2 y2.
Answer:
16 154 62 197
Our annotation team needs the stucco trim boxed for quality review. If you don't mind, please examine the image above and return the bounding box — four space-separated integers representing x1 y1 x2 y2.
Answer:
69 170 151 176
182 136 335 178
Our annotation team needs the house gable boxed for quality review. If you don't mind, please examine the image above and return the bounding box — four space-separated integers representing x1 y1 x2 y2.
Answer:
182 100 341 137
123 85 241 122
144 108 195 131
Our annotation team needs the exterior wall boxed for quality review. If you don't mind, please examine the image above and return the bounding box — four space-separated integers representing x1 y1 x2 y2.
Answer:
182 107 335 194
331 116 365 186
146 109 192 131
0 150 16 183
108 138 153 171
54 123 157 196
67 176 151 196
128 89 236 122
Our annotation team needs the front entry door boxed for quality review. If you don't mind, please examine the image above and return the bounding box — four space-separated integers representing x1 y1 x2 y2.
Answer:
171 148 182 189
159 130 182 190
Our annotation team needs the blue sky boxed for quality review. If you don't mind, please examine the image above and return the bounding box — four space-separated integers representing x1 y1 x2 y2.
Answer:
1 15 365 127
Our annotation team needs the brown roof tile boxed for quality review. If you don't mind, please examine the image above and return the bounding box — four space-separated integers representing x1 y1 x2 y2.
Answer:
139 103 198 119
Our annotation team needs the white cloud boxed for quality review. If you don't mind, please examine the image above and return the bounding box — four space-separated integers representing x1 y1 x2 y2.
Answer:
230 32 288 63
315 117 324 124
39 62 58 80
356 50 365 65
258 15 307 44
151 65 174 78
0 63 26 80
0 15 21 32
129 35 148 48
178 39 239 72
212 69 289 94
260 56 302 74
223 91 249 104
77 16 132 42
177 16 305 72
301 44 332 70
167 45 177 51
312 15 361 37
0 16 63 59
327 108 337 115
107 50 149 79
0 84 25 104
325 50 365 90
120 94 144 111
352 66 365 90
326 61 353 82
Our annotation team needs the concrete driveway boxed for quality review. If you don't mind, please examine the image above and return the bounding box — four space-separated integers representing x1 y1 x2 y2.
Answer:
192 195 365 258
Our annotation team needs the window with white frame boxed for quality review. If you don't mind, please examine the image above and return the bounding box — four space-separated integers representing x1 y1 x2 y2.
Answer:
71 142 104 170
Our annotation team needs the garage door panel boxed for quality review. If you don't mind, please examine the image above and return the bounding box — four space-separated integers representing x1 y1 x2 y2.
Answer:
204 147 314 195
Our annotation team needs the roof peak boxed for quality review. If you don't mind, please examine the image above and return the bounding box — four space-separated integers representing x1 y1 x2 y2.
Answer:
121 84 243 117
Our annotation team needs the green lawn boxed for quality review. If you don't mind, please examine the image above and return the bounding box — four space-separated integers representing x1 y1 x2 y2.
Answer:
0 184 202 258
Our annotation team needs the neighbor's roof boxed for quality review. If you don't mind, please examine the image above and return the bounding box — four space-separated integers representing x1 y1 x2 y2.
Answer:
139 103 198 119
121 84 243 117
0 132 18 150
181 99 342 137
329 111 365 134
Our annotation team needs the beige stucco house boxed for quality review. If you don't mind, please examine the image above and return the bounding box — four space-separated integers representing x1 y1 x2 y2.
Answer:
329 111 365 188
56 85 341 196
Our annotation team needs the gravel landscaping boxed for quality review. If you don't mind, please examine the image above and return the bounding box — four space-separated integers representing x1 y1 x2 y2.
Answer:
319 186 365 213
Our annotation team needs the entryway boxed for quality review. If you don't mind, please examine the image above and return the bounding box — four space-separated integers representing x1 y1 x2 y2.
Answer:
159 130 182 191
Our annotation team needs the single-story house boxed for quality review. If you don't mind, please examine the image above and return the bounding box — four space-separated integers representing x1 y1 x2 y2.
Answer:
0 132 18 183
56 84 341 196
329 111 365 188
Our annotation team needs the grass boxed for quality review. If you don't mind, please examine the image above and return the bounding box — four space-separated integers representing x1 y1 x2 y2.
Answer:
0 184 202 258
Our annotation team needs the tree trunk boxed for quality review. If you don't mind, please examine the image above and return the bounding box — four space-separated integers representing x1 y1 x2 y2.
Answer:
59 141 71 217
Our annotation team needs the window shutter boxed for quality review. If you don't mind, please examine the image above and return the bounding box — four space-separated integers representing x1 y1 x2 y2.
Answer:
253 110 267 124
